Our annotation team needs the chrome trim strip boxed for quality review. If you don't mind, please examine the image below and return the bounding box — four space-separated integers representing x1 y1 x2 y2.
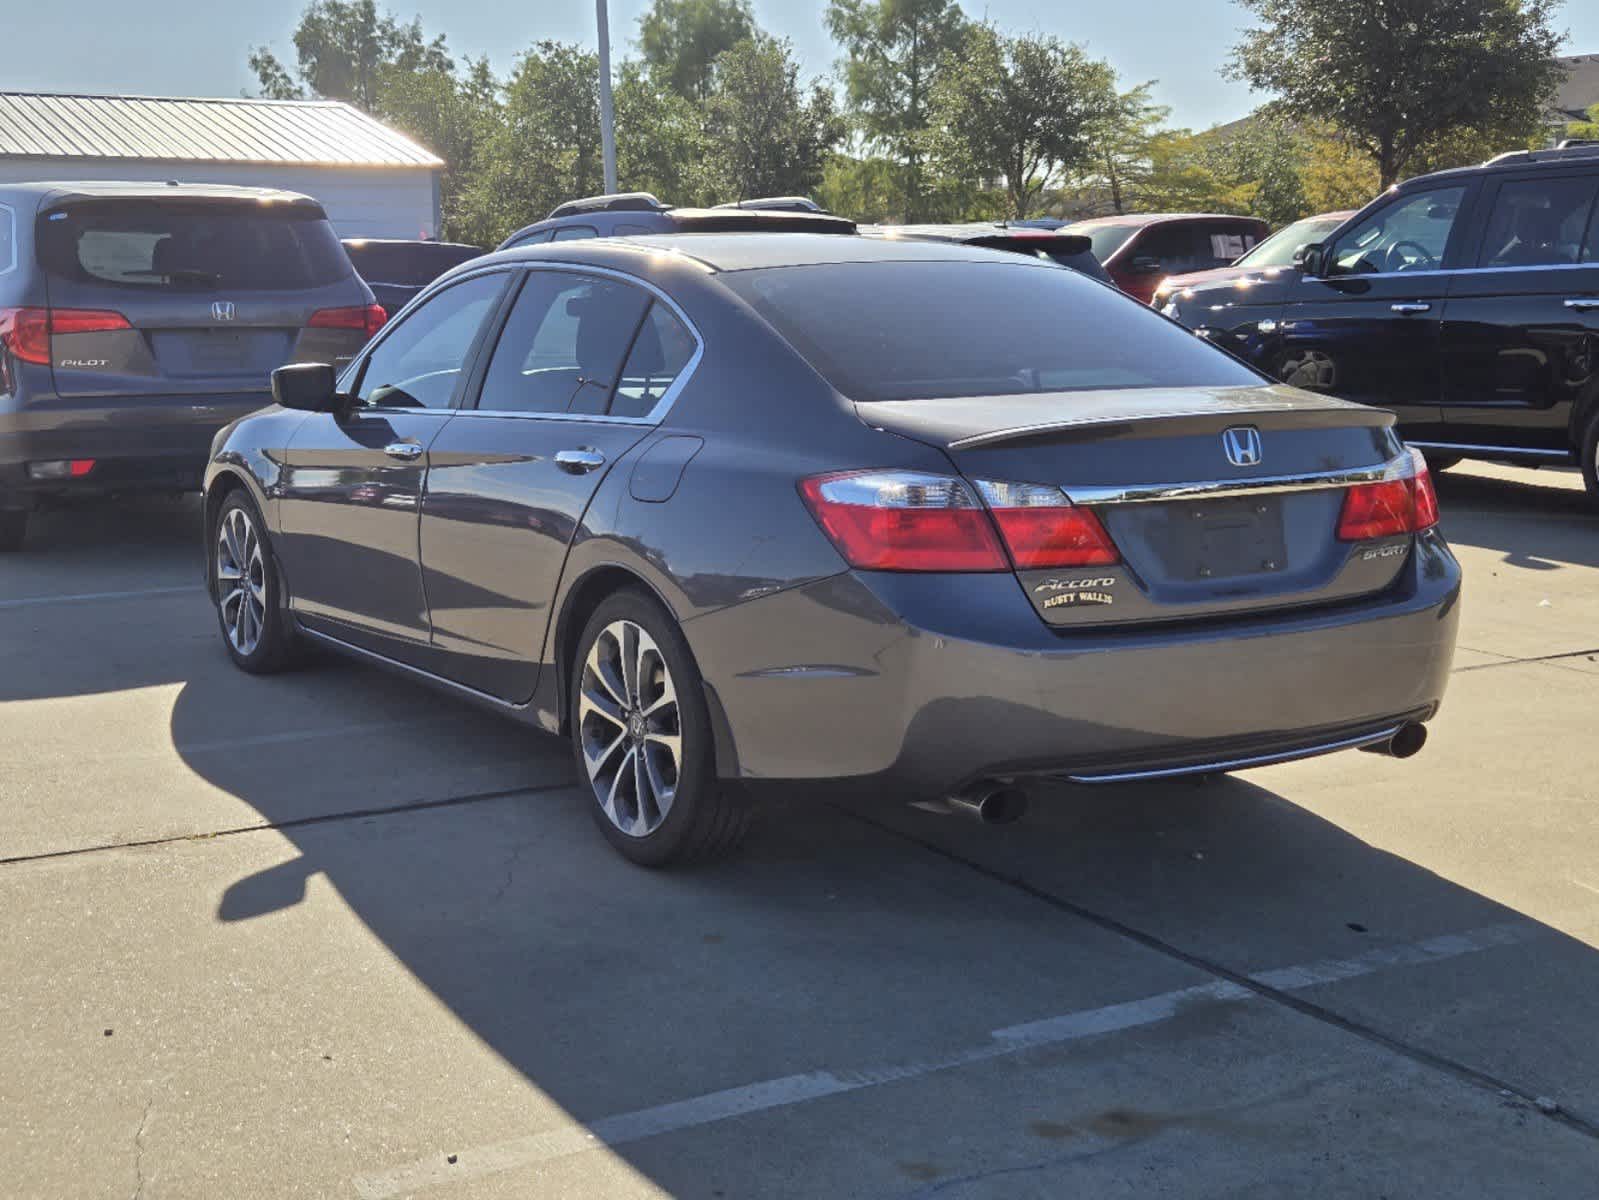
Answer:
1064 455 1407 507
462 261 705 427
1310 261 1599 283
1063 725 1403 784
1407 441 1572 459
297 625 527 712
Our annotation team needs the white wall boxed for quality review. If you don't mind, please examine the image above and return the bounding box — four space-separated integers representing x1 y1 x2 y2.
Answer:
0 160 439 239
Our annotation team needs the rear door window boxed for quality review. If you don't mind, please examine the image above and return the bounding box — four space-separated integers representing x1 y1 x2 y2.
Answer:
354 272 507 409
610 303 697 417
1477 176 1599 267
476 271 650 414
37 201 351 291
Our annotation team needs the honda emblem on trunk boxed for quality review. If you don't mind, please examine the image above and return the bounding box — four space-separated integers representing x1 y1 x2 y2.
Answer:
1222 426 1262 467
211 301 236 322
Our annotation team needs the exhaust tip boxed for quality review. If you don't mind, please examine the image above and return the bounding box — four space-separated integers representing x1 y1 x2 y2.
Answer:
1361 722 1428 759
1388 722 1428 759
945 783 1030 825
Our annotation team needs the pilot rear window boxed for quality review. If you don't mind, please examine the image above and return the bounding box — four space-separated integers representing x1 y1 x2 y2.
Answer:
37 201 350 291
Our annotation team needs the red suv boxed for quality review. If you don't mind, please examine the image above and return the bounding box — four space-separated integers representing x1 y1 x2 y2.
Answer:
1061 213 1270 304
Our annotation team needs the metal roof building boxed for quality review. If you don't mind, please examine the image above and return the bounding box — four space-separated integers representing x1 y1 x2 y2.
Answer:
0 92 444 239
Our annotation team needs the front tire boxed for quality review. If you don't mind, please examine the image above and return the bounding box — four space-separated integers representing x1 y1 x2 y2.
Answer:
570 589 748 866
212 491 297 673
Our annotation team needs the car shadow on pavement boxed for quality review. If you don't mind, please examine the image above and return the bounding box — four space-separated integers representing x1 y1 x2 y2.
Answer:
1433 467 1599 571
166 664 1599 1197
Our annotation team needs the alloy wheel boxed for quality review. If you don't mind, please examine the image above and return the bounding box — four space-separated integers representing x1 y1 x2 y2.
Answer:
216 506 267 656
578 619 682 837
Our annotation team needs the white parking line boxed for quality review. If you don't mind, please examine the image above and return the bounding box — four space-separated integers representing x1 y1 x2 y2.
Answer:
0 585 202 611
351 920 1539 1200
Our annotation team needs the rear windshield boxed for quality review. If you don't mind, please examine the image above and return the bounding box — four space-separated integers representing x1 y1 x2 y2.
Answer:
344 242 482 286
38 201 351 291
1064 223 1140 261
722 261 1262 401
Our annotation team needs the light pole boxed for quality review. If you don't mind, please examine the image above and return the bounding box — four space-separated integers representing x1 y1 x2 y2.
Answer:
596 0 618 194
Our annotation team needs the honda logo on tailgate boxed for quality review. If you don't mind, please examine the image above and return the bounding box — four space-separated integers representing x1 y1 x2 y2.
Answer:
1221 426 1262 467
211 301 236 322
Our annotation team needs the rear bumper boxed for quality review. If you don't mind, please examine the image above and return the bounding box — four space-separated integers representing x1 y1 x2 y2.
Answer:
685 530 1460 797
0 394 266 503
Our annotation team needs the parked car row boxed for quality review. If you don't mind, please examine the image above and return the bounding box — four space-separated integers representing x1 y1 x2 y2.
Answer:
1160 140 1599 493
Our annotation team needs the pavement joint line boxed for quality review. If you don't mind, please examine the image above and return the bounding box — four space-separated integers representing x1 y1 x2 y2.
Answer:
0 585 203 610
1452 645 1599 673
349 919 1548 1200
0 781 573 867
842 806 1599 1144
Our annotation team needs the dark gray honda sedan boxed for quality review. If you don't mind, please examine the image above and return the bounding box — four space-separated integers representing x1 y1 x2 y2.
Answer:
203 233 1460 865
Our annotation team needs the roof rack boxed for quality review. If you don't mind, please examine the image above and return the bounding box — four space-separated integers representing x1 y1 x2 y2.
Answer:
545 192 668 220
1484 140 1599 166
713 196 826 213
670 210 856 234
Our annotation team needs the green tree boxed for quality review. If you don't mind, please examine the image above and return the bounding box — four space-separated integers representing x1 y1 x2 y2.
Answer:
825 0 968 220
637 0 756 100
614 60 712 205
924 25 1120 220
1229 0 1564 189
378 56 502 242
250 0 452 111
702 36 846 202
1570 103 1599 141
459 41 602 245
1083 83 1169 214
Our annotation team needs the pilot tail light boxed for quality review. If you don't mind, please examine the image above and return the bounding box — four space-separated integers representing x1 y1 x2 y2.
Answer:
308 303 388 338
799 470 1119 572
0 307 131 365
1336 448 1440 541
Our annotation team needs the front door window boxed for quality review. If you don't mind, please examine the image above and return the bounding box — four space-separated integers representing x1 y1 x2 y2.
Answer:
1327 187 1467 276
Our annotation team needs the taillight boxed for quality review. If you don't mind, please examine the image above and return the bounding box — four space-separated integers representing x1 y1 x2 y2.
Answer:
309 303 387 338
1337 448 1440 541
799 471 1008 571
974 480 1120 568
799 471 1120 573
0 307 129 366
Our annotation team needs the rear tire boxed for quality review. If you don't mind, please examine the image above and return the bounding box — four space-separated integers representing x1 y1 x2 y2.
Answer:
1581 415 1599 508
0 507 26 552
570 588 748 866
212 490 298 674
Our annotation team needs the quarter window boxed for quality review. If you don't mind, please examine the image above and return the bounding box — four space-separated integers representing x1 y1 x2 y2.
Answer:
1478 176 1599 268
355 273 506 409
477 271 650 414
0 203 14 274
1328 186 1466 275
611 303 697 418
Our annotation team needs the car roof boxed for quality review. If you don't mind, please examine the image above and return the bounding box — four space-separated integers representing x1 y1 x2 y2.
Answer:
479 231 1047 274
2 180 319 206
1396 142 1599 191
1063 212 1267 229
499 208 853 247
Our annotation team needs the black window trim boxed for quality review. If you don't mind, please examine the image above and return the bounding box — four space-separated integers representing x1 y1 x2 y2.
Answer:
340 266 517 412
456 263 704 426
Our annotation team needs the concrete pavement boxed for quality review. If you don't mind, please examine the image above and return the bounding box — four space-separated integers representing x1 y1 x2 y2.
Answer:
2 462 1597 1198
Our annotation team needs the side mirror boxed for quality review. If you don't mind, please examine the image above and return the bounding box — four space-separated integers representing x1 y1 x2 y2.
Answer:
1128 255 1162 275
1295 242 1326 277
272 362 340 413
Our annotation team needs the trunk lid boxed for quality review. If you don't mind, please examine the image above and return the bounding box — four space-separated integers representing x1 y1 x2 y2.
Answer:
858 385 1415 627
38 196 369 398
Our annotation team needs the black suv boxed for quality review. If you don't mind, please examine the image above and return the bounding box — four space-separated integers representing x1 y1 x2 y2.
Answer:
1162 142 1599 501
496 192 854 249
0 182 381 550
341 238 484 315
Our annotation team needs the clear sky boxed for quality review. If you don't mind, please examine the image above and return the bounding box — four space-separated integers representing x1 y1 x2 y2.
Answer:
8 0 1599 132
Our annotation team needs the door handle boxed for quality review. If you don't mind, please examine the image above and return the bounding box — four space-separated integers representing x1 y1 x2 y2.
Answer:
1389 302 1431 314
383 441 424 461
555 447 606 474
1564 298 1599 311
